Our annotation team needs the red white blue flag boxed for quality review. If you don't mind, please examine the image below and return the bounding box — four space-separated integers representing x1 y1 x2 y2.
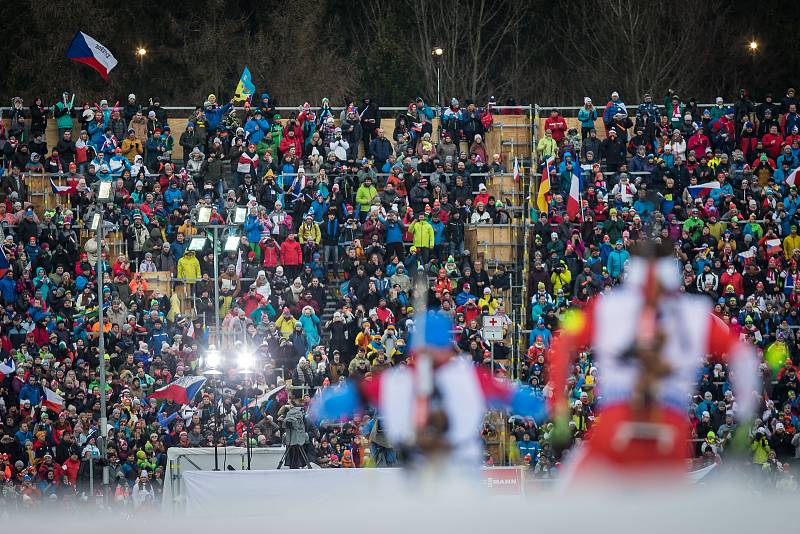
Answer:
66 31 118 80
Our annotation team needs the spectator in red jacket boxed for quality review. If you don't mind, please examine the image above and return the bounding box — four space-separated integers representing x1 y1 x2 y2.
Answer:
719 263 744 298
762 124 784 159
543 110 568 145
280 233 303 279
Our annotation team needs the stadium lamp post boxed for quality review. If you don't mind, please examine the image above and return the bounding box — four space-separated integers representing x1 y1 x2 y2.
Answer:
95 186 114 499
237 346 256 470
202 346 223 470
136 47 147 93
748 39 758 69
432 47 444 113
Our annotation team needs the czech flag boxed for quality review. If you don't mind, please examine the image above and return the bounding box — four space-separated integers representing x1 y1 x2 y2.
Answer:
0 245 9 278
50 178 72 195
43 387 64 413
234 66 256 104
766 239 782 255
0 359 15 380
66 31 118 80
149 375 207 404
687 181 720 199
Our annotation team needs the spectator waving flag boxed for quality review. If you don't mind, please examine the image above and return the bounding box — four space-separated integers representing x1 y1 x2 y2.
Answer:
687 181 720 198
0 245 9 278
0 359 14 380
50 178 72 195
246 384 286 410
766 239 782 255
566 172 581 219
43 387 64 412
786 166 800 187
65 31 117 80
536 156 554 213
234 66 256 103
149 376 207 404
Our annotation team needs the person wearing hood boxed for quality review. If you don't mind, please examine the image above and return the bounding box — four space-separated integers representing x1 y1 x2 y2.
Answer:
155 242 177 274
179 123 202 163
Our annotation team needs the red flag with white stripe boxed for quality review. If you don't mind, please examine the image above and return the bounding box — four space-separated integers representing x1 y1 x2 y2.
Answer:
566 173 580 219
43 387 64 412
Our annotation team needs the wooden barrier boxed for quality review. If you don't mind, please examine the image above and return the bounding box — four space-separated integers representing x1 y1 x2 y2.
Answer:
464 225 515 264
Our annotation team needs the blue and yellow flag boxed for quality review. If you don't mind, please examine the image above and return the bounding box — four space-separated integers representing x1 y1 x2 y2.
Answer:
233 66 255 103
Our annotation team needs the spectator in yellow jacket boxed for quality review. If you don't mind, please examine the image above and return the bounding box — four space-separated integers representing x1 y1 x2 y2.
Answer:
783 225 800 259
298 215 321 244
478 287 499 315
275 307 298 338
409 213 434 263
550 261 572 294
177 250 201 281
536 129 558 160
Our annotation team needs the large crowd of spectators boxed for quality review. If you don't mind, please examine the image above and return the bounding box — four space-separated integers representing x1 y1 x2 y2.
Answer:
0 90 521 510
527 89 800 488
0 84 799 513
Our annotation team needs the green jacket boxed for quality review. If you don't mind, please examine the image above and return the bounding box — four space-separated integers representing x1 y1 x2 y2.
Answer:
53 97 74 130
355 184 378 212
409 220 434 248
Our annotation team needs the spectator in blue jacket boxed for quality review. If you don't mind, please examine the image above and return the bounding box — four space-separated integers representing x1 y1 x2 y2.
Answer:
606 240 630 280
19 375 44 406
244 110 270 144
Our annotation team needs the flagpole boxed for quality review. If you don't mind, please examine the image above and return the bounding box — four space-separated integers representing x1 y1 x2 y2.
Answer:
96 213 109 498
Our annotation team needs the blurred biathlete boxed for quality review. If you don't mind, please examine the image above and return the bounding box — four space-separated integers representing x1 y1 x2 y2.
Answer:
311 311 547 467
550 240 759 485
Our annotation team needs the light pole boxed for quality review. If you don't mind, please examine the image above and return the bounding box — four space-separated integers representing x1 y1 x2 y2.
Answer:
94 188 113 499
431 47 444 113
748 39 758 70
136 47 147 94
202 347 223 470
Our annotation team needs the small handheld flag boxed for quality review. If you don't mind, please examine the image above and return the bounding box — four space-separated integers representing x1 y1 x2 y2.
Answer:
687 181 720 199
786 167 799 187
43 387 64 412
234 66 256 104
66 31 117 80
50 178 72 195
0 359 15 380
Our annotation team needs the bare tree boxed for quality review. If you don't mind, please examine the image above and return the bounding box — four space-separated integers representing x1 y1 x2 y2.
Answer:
409 0 531 104
554 0 732 105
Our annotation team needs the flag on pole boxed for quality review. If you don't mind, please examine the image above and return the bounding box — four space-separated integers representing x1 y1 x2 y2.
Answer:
566 173 580 219
0 359 15 380
233 66 256 104
149 376 207 404
235 249 243 277
65 31 117 80
43 387 64 412
536 156 554 213
513 157 520 182
687 181 721 198
50 178 72 195
186 321 195 339
786 167 800 187
0 245 9 278
246 384 286 410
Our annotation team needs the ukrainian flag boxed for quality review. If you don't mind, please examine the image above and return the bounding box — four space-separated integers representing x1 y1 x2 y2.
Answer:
234 66 256 103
